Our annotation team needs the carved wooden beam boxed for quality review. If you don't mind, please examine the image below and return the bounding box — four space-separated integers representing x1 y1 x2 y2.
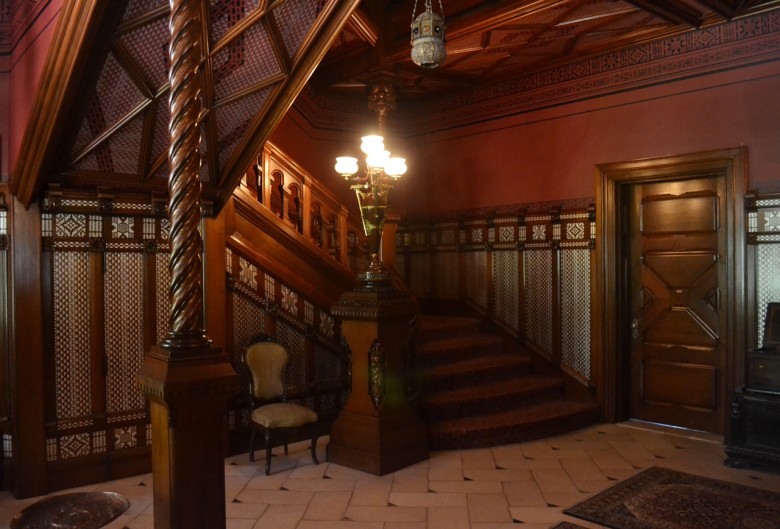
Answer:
624 0 703 26
11 0 129 208
215 0 363 210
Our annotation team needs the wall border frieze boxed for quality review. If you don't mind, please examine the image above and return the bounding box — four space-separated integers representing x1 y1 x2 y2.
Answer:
295 11 780 135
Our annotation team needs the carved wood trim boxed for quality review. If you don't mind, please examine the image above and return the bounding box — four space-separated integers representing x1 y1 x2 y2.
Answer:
11 0 130 208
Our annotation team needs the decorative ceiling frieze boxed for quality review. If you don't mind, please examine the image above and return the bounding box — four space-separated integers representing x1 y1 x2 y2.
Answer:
296 9 780 135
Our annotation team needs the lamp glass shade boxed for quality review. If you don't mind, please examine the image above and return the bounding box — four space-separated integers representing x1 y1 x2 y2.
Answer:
366 149 390 169
360 135 384 156
335 156 358 176
385 157 407 177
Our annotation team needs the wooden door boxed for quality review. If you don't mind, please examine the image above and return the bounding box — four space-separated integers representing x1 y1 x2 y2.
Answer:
629 176 726 433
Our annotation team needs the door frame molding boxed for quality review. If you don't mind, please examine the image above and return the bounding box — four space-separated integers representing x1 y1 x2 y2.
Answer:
594 147 747 425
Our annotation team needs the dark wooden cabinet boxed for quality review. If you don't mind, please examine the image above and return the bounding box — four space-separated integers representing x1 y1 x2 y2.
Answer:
725 388 780 470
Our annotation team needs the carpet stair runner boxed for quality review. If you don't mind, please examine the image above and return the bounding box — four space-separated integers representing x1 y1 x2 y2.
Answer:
418 314 599 450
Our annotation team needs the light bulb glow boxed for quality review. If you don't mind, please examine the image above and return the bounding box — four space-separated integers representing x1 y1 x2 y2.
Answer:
366 149 390 169
335 156 358 177
385 157 407 177
360 135 385 157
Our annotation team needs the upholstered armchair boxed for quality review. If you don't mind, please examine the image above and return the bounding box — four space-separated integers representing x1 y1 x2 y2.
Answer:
243 335 319 475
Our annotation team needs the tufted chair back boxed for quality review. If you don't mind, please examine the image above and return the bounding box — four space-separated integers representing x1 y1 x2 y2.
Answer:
245 337 289 402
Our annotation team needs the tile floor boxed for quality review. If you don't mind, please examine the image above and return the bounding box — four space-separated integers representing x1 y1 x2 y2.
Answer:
2 421 779 529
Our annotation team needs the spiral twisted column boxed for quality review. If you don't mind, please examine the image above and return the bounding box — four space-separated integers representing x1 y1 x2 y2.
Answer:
162 0 209 352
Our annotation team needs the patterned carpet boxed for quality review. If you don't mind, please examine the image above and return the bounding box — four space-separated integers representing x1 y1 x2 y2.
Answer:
564 466 780 529
10 492 129 529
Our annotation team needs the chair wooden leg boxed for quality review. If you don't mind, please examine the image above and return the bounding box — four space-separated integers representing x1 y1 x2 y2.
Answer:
249 426 257 462
265 429 272 476
283 441 289 455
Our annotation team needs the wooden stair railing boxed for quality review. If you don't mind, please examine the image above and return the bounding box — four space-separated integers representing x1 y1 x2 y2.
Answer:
239 142 369 274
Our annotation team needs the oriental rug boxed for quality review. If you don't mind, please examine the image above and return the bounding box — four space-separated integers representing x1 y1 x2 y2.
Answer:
564 466 780 529
10 492 129 529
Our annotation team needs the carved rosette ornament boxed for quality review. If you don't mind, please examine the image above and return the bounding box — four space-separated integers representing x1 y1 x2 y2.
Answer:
163 0 208 351
368 339 386 410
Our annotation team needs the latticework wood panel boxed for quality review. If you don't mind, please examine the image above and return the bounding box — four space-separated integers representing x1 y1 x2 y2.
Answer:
433 251 459 300
53 249 92 426
561 249 591 382
104 251 146 421
463 251 488 312
493 250 519 333
524 249 553 357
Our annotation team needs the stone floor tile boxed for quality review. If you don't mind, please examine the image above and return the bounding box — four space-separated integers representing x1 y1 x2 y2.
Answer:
461 448 496 469
125 514 155 529
349 479 392 506
571 479 614 493
225 475 253 501
586 448 635 470
531 468 579 493
303 490 352 521
428 451 464 481
464 468 533 481
548 438 613 451
343 505 427 522
541 491 592 508
245 468 294 490
383 523 426 529
253 504 306 529
508 506 562 523
282 478 356 492
289 461 329 479
502 480 547 507
226 501 269 520
471 522 536 529
428 479 502 493
428 506 471 529
296 522 383 529
560 458 607 481
324 464 389 481
467 492 512 523
236 488 314 505
227 518 257 529
388 491 467 507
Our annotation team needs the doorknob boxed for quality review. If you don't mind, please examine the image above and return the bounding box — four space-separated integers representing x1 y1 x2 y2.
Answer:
632 318 640 340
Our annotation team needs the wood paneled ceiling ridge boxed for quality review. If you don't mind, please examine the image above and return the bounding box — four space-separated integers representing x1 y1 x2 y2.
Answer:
311 0 780 101
12 0 362 211
296 0 780 137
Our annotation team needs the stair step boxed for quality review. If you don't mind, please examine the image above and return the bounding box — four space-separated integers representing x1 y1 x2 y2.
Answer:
427 400 601 450
418 315 483 343
423 354 533 391
418 334 505 366
420 375 563 421
416 313 599 450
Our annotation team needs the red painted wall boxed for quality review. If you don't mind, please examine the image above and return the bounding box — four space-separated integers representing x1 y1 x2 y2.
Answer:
1 1 63 179
273 61 780 217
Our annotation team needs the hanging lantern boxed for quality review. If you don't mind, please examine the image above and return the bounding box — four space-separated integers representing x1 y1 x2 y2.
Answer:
410 0 446 69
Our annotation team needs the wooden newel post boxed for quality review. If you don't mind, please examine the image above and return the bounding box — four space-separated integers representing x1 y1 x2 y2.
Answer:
137 0 238 527
327 276 429 474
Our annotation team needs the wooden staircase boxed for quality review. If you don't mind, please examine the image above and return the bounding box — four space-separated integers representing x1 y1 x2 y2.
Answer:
417 315 599 450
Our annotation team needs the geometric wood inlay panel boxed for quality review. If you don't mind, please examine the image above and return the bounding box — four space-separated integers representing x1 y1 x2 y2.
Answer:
642 359 718 409
641 194 717 234
643 307 717 347
644 251 717 289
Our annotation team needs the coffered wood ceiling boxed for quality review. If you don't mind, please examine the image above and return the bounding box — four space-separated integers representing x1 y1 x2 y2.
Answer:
11 0 780 212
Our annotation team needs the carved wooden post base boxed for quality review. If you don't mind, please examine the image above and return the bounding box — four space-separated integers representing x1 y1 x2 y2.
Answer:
327 289 429 475
137 345 238 529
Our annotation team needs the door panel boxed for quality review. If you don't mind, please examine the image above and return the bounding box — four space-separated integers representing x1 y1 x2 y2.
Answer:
630 177 726 433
